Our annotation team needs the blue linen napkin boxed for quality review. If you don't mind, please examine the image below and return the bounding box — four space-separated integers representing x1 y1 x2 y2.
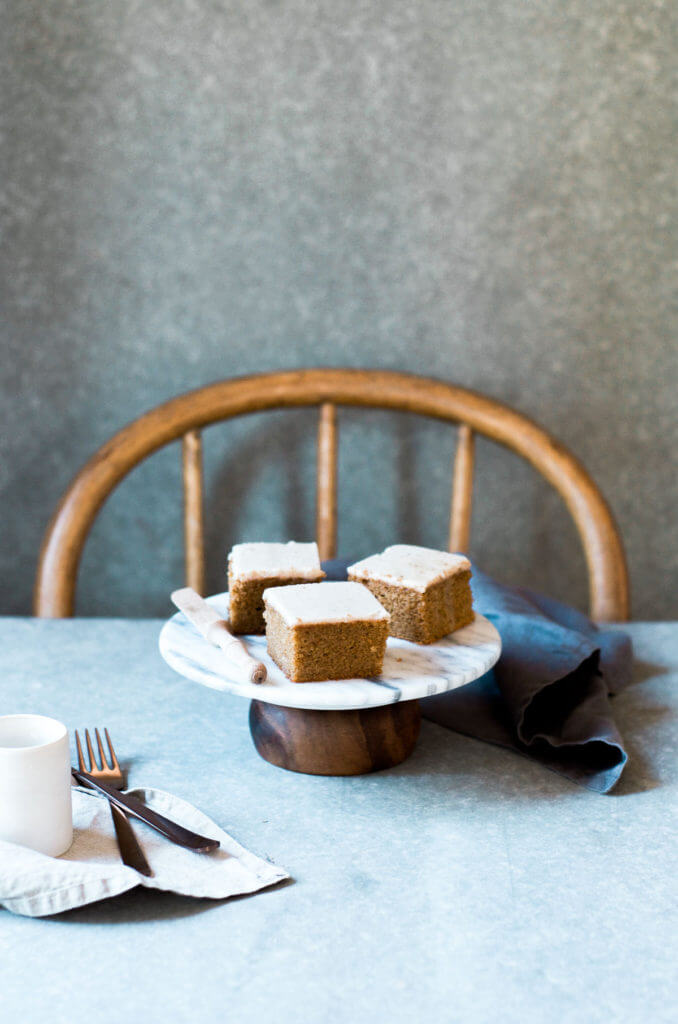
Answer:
323 560 633 793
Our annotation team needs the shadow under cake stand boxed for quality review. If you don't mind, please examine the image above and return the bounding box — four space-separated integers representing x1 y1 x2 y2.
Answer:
159 593 501 776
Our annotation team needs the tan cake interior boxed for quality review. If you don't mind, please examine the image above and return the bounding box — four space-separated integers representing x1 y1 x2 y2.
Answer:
265 605 389 682
350 570 474 644
228 574 324 634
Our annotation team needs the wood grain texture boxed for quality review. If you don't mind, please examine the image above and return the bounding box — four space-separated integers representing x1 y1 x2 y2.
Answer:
315 402 338 560
34 369 630 621
182 430 205 596
449 424 475 553
249 698 422 775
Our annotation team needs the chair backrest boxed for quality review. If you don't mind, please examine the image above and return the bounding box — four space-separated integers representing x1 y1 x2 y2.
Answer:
34 368 630 621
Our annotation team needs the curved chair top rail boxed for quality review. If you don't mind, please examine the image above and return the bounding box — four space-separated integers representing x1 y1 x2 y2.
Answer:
34 368 630 621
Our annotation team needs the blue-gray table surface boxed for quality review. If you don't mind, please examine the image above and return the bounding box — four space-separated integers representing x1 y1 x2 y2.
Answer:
1 619 676 1024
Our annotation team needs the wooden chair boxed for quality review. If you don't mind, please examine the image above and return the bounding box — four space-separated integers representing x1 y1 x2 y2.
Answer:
34 368 630 621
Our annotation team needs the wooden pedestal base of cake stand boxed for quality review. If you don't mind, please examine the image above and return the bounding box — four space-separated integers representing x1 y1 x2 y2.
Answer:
249 699 422 776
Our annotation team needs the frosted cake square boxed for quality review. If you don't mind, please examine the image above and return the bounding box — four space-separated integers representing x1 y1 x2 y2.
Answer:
228 542 325 634
263 581 390 682
347 545 473 644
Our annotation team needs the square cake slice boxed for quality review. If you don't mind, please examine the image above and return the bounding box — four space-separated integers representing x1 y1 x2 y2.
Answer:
228 542 325 634
347 545 473 644
263 582 390 682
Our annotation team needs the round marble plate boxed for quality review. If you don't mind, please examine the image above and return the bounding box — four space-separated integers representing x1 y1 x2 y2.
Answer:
159 592 501 712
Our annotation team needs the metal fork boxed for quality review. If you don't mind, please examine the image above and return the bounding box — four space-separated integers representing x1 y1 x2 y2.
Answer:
75 729 152 877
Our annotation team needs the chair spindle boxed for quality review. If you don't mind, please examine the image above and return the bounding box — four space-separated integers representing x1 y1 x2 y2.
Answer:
449 424 475 553
182 429 206 595
316 403 338 560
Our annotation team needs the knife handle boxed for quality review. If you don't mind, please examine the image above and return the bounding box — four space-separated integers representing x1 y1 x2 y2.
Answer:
73 769 220 853
206 619 267 684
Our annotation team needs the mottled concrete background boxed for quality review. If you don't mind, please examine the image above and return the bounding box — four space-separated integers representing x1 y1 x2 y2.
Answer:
1 1 676 619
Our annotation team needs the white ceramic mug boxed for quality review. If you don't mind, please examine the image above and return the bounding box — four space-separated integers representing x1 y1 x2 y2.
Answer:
0 715 73 857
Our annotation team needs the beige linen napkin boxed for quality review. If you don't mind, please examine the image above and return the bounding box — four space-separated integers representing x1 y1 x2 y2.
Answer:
0 786 288 917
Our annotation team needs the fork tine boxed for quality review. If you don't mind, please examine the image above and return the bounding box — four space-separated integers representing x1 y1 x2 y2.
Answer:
95 728 110 769
104 728 120 772
85 729 100 771
75 730 87 772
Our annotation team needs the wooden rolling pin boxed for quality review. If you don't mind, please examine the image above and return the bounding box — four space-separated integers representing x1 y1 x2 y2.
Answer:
171 587 267 684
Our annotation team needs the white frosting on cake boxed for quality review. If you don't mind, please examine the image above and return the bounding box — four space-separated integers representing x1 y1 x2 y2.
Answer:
263 582 390 626
228 542 323 582
347 545 471 593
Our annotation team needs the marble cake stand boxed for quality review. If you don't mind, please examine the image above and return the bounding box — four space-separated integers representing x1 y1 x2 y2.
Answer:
159 593 501 776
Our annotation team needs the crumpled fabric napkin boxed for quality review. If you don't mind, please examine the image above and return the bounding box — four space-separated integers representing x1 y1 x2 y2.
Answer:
421 569 633 793
0 787 288 918
323 559 633 793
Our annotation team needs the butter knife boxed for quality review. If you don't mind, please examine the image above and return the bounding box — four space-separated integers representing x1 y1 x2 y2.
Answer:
171 587 267 684
73 769 220 853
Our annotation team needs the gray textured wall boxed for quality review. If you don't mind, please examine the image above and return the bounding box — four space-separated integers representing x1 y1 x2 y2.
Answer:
1 1 676 619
